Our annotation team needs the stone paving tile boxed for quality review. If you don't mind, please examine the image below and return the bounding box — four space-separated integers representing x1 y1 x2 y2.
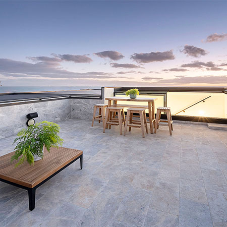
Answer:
206 190 227 227
108 188 151 227
143 207 179 227
202 169 227 192
180 163 203 181
0 191 33 227
198 153 221 171
0 119 227 227
180 179 208 204
179 198 213 227
40 218 81 227
181 148 200 166
149 180 179 215
131 172 157 192
157 168 180 184
69 176 107 208
49 202 86 222
79 179 130 227
0 184 24 207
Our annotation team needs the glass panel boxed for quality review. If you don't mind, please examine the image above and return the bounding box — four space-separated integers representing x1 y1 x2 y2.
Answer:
167 92 226 118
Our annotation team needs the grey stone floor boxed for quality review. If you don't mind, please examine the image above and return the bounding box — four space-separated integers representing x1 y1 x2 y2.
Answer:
0 119 227 227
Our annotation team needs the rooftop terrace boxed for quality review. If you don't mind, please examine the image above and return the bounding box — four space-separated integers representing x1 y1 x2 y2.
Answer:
0 119 227 227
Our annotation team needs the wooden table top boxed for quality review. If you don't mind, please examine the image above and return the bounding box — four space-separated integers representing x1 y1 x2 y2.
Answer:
0 147 83 188
105 97 157 102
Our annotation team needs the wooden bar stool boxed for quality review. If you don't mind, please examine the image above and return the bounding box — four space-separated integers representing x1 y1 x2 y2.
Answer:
124 108 148 138
92 104 108 128
103 107 125 135
155 107 173 135
127 106 155 134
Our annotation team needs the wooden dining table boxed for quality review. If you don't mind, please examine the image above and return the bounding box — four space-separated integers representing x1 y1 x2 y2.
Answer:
105 96 157 133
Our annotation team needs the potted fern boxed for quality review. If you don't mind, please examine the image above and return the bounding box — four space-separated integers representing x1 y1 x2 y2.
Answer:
11 121 63 167
125 88 139 99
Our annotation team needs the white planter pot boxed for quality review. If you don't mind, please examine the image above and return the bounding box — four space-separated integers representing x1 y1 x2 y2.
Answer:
33 146 44 161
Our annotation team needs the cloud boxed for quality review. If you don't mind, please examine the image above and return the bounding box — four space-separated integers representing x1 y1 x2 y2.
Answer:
207 67 227 71
157 75 227 85
163 68 189 72
181 61 215 68
28 54 92 64
131 50 175 63
57 54 92 63
181 45 207 58
28 56 61 63
111 63 141 68
0 58 121 80
142 77 163 81
180 61 227 71
94 51 124 60
203 33 227 43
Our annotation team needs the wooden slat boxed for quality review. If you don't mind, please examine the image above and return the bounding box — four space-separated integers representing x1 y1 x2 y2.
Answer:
0 147 83 188
127 124 141 128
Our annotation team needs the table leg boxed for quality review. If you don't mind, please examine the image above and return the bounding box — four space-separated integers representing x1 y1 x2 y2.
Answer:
152 100 155 120
113 100 117 119
102 107 105 129
108 100 111 129
28 188 36 211
148 101 153 134
80 154 83 169
113 100 117 107
118 109 122 135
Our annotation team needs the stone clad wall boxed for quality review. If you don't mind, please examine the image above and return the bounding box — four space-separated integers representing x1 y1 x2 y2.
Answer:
70 87 114 120
0 99 71 139
0 88 114 138
70 99 103 120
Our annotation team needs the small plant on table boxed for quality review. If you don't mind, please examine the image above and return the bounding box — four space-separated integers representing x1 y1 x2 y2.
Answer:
125 88 139 99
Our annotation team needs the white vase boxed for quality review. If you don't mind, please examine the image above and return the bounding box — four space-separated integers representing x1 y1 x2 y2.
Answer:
33 146 44 161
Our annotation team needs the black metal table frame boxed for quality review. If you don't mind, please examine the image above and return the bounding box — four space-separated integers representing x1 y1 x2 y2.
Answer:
0 154 83 211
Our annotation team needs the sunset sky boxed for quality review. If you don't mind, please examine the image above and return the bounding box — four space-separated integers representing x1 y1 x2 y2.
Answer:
0 1 227 87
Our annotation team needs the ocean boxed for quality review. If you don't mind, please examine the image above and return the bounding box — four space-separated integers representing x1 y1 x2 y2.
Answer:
0 86 100 93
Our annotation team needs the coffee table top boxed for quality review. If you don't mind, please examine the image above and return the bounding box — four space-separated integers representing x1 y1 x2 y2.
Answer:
0 147 83 188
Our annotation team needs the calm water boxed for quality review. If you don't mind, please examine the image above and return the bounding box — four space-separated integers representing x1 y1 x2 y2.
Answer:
0 86 100 93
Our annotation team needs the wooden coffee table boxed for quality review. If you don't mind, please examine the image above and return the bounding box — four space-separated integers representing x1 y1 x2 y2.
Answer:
0 147 83 211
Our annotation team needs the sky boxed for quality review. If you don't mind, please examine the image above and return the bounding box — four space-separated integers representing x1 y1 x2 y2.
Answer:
0 0 227 87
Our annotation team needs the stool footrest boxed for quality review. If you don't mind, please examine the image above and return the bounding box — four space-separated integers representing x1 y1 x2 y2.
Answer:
106 121 120 125
127 124 141 128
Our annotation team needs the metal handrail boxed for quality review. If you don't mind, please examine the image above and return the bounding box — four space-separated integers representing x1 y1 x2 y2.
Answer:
175 96 212 115
0 89 103 106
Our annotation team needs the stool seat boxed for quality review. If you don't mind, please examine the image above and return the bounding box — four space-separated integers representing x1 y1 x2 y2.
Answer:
127 108 147 111
155 107 173 136
95 104 108 107
157 107 171 110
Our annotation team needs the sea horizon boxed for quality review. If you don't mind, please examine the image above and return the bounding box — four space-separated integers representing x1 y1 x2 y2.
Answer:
0 86 101 93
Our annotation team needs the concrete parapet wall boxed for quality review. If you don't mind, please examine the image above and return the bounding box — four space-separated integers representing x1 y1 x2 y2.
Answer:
0 99 71 139
70 88 114 120
0 88 114 138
